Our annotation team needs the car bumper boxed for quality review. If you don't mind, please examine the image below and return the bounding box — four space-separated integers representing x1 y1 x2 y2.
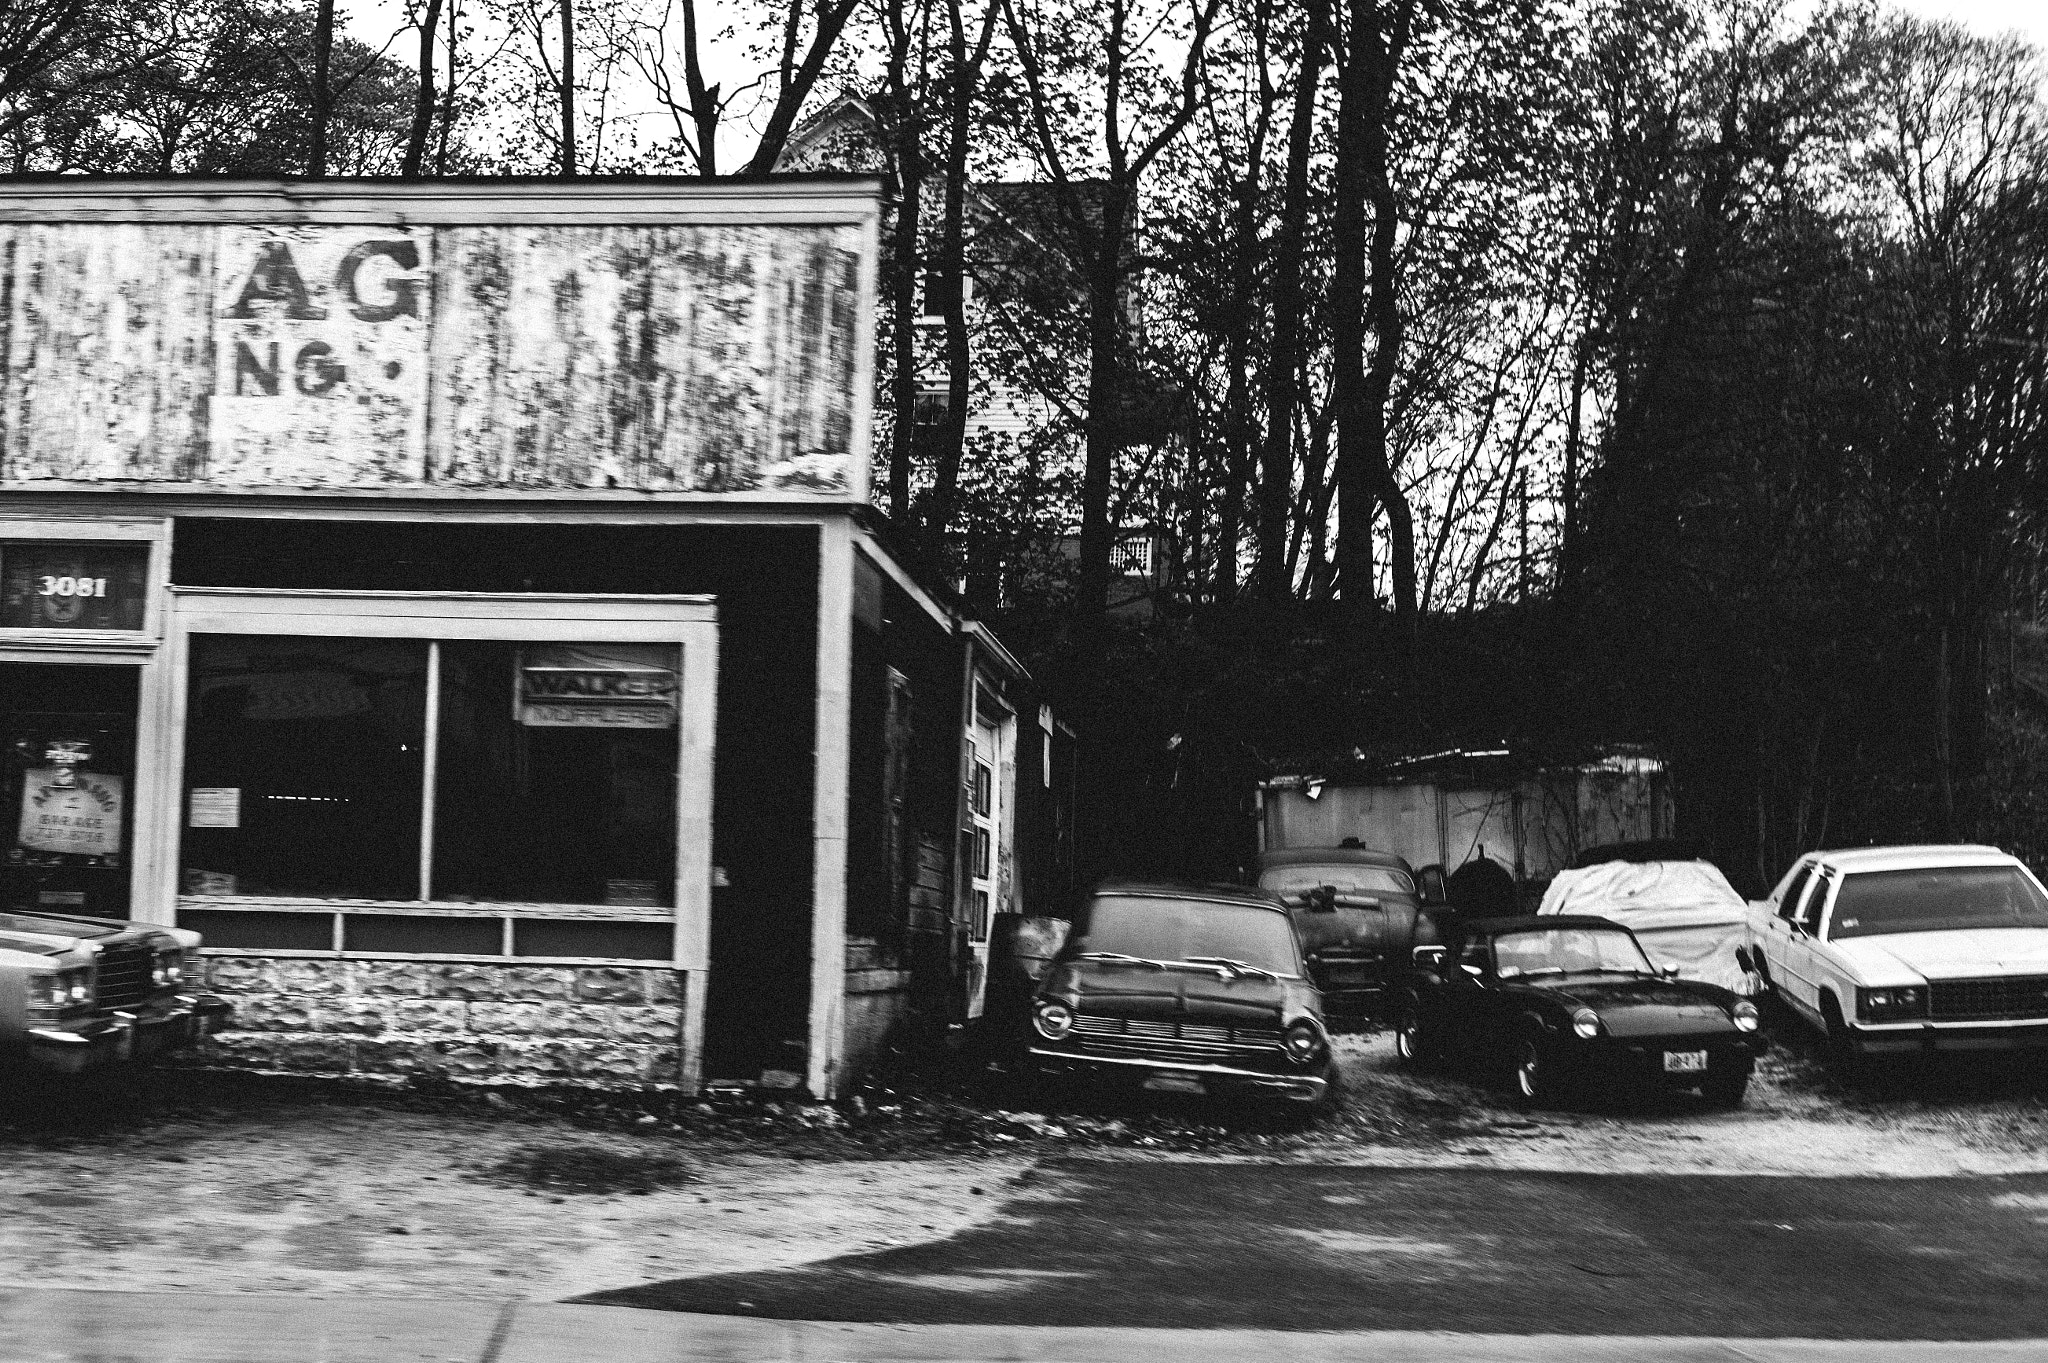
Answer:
1555 1034 1760 1089
24 995 233 1074
1027 1046 1330 1102
1847 1020 2048 1054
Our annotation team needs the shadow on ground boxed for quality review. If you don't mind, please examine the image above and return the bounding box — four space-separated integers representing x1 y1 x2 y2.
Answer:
577 1158 2048 1338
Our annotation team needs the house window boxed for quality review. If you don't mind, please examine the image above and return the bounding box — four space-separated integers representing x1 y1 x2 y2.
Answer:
1110 535 1154 578
920 270 972 319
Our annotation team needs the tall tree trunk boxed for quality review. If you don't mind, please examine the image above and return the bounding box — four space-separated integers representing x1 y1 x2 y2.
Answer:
1214 183 1259 601
436 0 460 174
883 11 924 525
558 0 577 174
310 0 335 175
402 0 444 178
1356 0 1418 632
926 0 998 547
1259 0 1326 600
1331 0 1376 625
1073 186 1131 635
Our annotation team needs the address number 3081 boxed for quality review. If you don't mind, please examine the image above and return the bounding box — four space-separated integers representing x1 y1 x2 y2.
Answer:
38 576 110 599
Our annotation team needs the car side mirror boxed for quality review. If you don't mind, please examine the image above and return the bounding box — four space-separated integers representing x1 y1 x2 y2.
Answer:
1417 865 1448 906
1661 963 1680 979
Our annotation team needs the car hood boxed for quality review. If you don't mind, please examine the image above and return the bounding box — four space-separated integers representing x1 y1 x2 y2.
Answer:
1044 960 1301 1027
0 911 181 958
1514 974 1739 1036
1828 929 2048 983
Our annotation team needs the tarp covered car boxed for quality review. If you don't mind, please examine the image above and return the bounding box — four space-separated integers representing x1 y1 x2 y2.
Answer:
1537 860 1754 993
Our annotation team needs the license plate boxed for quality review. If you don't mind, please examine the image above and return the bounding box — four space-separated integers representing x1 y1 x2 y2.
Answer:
1663 1050 1708 1073
1143 1074 1206 1094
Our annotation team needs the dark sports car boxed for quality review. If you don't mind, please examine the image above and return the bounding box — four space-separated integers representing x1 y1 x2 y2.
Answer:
1393 914 1764 1107
1026 882 1335 1115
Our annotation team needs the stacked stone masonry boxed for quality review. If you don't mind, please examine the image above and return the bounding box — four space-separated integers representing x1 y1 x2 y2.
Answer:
193 956 687 1085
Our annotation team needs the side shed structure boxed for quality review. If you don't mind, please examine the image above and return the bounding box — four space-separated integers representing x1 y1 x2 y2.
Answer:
1258 746 1674 887
0 177 1070 1098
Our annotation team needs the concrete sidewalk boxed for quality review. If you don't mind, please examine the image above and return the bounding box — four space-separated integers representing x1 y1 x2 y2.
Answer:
2 1288 2045 1363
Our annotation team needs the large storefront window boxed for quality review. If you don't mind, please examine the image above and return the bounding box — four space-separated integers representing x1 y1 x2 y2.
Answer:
181 636 426 900
176 616 696 963
433 641 679 907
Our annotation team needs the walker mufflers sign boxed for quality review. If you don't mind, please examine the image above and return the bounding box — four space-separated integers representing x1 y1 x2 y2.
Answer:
209 226 431 484
516 645 679 729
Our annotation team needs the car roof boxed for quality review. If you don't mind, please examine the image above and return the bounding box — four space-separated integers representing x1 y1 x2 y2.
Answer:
1808 844 2015 875
1463 914 1629 937
1091 880 1291 912
1254 847 1415 872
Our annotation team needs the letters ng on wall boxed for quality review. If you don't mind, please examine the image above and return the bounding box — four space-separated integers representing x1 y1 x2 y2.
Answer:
0 221 865 496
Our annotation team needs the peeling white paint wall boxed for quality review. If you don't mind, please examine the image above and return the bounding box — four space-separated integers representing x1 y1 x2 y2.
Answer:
0 222 865 496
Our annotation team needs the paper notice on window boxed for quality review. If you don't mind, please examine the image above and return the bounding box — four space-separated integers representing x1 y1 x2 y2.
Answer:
17 770 123 857
189 787 242 829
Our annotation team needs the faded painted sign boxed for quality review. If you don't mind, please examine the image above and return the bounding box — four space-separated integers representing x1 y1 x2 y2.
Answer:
210 226 430 484
0 218 866 497
17 768 123 857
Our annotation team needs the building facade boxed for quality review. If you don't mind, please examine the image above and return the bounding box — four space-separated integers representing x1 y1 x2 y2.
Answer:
0 177 1065 1097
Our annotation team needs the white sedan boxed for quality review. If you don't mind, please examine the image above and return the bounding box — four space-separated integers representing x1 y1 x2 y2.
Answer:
1745 844 2048 1063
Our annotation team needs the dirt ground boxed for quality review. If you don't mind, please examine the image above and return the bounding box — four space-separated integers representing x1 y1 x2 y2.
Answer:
9 1019 2048 1301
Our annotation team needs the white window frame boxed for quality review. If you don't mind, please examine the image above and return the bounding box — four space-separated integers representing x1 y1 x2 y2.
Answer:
0 516 171 659
148 588 718 975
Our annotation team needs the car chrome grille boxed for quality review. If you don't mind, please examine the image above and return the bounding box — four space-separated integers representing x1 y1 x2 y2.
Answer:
1069 1013 1284 1064
92 945 155 1012
1929 976 2048 1022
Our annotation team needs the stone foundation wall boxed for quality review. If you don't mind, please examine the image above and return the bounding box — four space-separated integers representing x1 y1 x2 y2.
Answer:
193 956 688 1086
841 937 911 1096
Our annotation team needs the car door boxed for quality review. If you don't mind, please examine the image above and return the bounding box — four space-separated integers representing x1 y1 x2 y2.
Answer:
1440 935 1496 1060
1776 872 1831 1020
1757 863 1813 994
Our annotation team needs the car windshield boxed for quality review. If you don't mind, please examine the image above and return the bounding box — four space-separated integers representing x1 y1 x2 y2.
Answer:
1070 896 1302 975
1493 926 1654 979
1260 865 1415 898
1829 866 2048 939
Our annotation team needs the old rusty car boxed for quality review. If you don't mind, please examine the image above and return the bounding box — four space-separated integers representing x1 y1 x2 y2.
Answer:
1 910 230 1072
1394 915 1763 1108
1251 844 1447 1016
1025 882 1335 1116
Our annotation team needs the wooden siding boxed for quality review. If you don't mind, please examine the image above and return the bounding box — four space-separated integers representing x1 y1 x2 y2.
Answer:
0 221 865 497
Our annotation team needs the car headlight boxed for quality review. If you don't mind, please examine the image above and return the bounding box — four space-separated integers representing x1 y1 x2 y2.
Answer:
1283 1019 1326 1063
1032 1000 1075 1040
1572 1008 1600 1040
152 948 188 987
1857 986 1927 1023
1731 1000 1760 1032
32 967 92 1011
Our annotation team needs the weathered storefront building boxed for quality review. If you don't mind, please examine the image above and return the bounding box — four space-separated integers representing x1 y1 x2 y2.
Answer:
0 177 1070 1097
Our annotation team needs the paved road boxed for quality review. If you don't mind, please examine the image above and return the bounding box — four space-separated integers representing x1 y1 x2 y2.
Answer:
2 1288 2044 1363
581 1160 2048 1339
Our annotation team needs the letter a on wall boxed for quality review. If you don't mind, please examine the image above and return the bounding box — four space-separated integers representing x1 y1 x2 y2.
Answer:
210 225 431 485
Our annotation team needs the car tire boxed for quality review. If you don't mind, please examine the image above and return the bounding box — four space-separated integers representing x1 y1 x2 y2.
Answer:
1700 1069 1749 1109
1393 1006 1438 1070
1512 1036 1555 1109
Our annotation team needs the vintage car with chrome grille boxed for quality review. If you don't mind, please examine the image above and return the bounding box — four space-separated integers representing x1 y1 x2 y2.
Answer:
1395 915 1765 1107
1742 844 2048 1066
1025 882 1334 1114
0 910 230 1073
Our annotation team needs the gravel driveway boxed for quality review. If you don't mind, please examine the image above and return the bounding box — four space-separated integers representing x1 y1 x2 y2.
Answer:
7 1018 2048 1302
